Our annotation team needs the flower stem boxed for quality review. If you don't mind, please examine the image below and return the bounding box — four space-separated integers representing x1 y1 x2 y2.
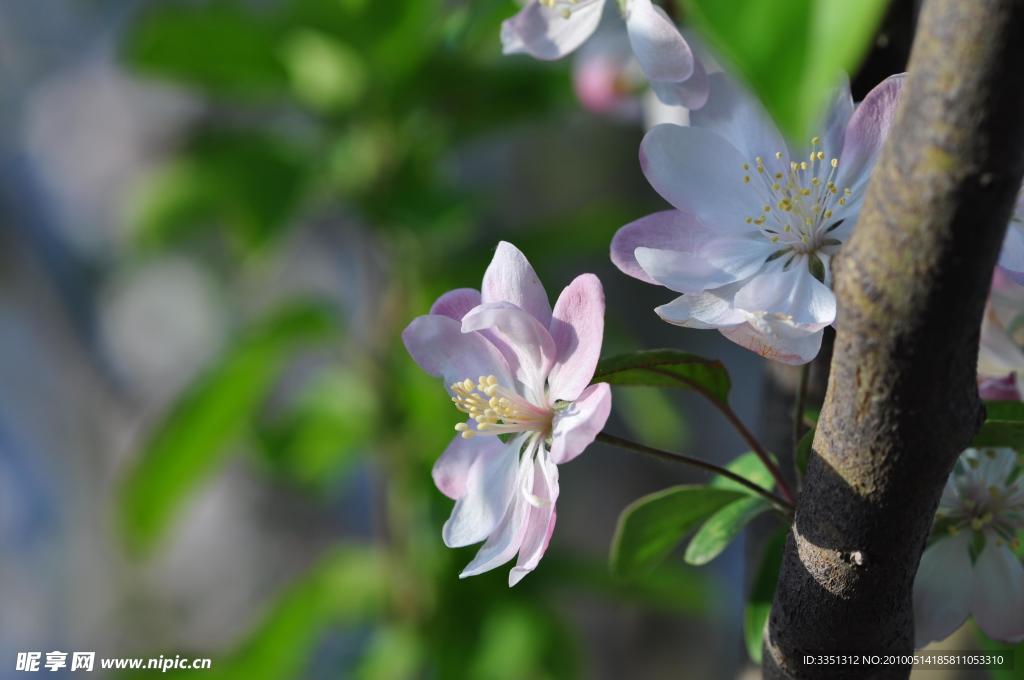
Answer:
596 432 795 513
713 401 797 506
792 363 811 483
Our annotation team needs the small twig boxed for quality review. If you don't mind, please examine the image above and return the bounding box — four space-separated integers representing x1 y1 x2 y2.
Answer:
596 432 795 513
714 401 797 506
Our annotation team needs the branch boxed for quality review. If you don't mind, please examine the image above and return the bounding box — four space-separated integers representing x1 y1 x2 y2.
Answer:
764 0 1024 677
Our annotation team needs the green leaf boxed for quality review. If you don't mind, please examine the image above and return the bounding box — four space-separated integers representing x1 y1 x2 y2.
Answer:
610 486 746 578
685 453 776 565
125 2 287 97
985 400 1024 421
745 529 787 664
681 0 889 140
795 427 815 477
973 624 1021 679
118 303 337 553
973 421 1024 452
593 349 731 403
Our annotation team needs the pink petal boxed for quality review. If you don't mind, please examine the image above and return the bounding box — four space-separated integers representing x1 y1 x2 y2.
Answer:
549 382 612 464
836 73 905 192
971 543 1024 643
913 533 973 648
463 302 557 404
509 456 560 586
402 315 513 388
625 0 693 82
501 0 604 61
547 274 605 402
611 210 713 285
639 124 761 232
481 241 552 326
460 451 535 577
442 435 523 548
430 288 482 321
978 374 1021 401
721 322 824 366
433 435 502 500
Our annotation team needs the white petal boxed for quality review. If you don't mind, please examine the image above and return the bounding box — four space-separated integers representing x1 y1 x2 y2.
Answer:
509 455 560 586
402 315 514 388
913 533 973 648
654 282 748 329
971 543 1024 643
635 236 771 295
481 241 552 326
433 435 503 500
688 73 788 167
501 0 605 61
460 450 536 577
624 0 693 82
462 302 556 404
733 266 837 329
442 436 523 548
973 448 1017 487
639 124 762 230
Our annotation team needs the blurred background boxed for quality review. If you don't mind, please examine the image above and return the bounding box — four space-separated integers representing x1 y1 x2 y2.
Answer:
2 1 998 679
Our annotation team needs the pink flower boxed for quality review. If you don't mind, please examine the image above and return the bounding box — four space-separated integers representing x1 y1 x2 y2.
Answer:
611 73 905 364
502 0 708 109
402 242 611 585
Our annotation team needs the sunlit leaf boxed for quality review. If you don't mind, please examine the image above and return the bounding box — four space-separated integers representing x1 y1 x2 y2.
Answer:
973 401 1024 452
118 303 337 553
745 529 787 664
594 349 731 403
611 486 745 578
280 29 367 112
681 0 889 140
684 453 776 565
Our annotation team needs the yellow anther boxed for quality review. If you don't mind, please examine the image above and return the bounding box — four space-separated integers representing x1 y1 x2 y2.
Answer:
763 205 771 213
775 151 783 160
800 161 808 171
816 151 825 161
560 8 571 18
811 136 820 146
742 163 749 170
830 158 839 168
839 197 847 205
743 175 750 184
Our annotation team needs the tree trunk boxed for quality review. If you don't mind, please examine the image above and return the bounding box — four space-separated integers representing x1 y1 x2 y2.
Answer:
764 0 1024 677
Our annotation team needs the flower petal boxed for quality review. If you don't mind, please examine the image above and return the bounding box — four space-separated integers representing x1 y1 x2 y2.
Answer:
501 0 605 61
402 314 513 387
733 265 837 328
462 302 557 404
635 236 773 295
442 435 523 548
509 455 560 586
978 374 1021 401
611 210 713 285
687 73 787 166
547 274 605 402
481 241 552 326
721 322 824 365
649 55 708 109
836 73 905 192
460 449 536 577
430 288 482 321
625 0 693 82
639 124 761 231
433 435 503 500
973 448 1017 487
654 284 748 329
549 382 612 464
998 223 1024 283
913 533 973 648
971 543 1024 643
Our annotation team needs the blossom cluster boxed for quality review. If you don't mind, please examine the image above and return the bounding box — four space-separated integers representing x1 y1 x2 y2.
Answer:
400 0 1024 651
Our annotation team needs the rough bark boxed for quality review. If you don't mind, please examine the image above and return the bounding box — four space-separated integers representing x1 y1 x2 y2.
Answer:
764 0 1024 678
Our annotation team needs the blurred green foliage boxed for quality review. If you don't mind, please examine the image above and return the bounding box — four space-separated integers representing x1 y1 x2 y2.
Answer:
115 0 723 677
681 0 889 140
